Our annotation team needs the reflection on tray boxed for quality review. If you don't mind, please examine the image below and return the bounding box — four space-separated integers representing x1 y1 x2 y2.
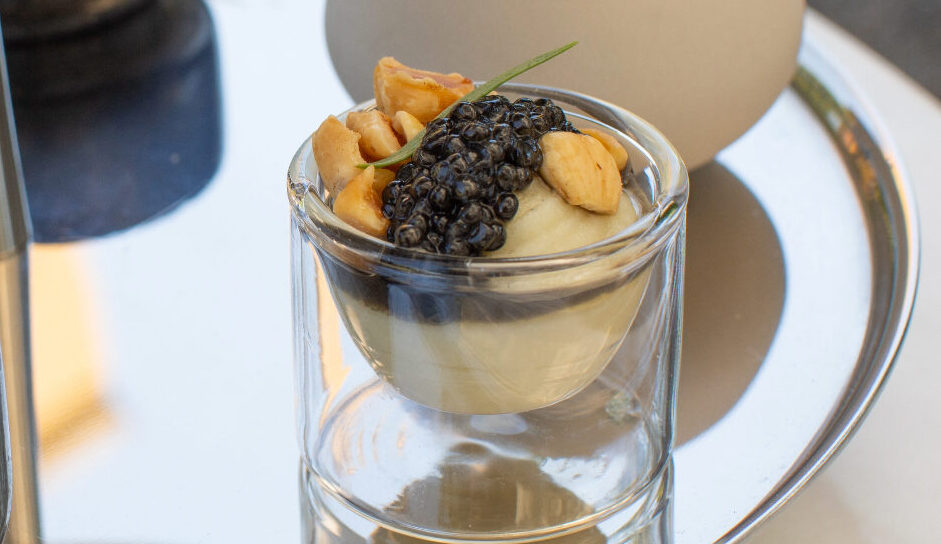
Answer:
30 245 113 462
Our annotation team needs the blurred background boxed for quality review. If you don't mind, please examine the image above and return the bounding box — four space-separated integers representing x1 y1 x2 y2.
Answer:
0 0 937 543
811 0 941 98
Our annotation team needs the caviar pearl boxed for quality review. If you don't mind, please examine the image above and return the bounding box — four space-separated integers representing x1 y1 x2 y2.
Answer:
495 193 519 220
429 186 451 210
395 224 423 247
451 102 478 122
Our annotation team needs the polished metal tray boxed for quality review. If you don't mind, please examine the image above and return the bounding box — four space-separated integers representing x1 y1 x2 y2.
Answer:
30 10 918 542
674 43 918 543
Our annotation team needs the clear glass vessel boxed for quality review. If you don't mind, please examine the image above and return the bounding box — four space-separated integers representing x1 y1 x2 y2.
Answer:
289 84 688 543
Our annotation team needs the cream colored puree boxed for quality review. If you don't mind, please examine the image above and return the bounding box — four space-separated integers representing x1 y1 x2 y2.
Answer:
329 177 652 414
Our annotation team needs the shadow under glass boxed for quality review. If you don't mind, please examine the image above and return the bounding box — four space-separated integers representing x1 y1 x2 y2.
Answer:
677 161 786 445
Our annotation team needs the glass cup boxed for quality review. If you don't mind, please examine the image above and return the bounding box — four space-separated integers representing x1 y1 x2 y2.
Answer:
289 84 688 543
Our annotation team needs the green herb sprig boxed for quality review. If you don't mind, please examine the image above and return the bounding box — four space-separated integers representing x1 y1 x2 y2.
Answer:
360 41 578 169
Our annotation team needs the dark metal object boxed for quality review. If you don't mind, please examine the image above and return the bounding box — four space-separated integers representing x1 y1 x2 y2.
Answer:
3 0 210 101
0 0 152 43
5 0 221 242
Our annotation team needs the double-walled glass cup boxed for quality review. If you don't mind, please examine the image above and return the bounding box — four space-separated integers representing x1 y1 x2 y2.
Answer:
289 84 688 543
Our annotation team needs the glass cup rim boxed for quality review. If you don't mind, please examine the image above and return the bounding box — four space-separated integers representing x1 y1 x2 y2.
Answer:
288 83 689 276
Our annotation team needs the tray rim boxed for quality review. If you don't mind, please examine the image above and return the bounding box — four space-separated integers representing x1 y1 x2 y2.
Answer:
715 41 921 544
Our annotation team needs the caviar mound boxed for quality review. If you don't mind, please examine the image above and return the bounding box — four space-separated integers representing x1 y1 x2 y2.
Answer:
381 95 577 256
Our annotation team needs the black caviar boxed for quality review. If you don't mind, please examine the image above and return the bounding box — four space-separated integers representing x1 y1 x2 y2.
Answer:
381 95 576 256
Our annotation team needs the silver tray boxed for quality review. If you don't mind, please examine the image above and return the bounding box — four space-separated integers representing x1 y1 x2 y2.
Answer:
674 43 919 542
31 25 918 544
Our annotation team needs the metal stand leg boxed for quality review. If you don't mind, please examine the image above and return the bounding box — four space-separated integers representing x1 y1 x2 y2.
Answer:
0 255 39 544
0 26 40 544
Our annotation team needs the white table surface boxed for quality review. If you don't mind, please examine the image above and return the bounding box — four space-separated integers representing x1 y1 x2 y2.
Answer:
29 4 939 543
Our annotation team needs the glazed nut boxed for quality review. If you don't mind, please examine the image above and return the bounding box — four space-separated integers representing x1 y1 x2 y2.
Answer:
333 166 390 238
582 128 629 171
312 115 366 193
538 132 621 214
373 56 474 123
372 168 396 193
346 110 402 161
392 110 425 142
